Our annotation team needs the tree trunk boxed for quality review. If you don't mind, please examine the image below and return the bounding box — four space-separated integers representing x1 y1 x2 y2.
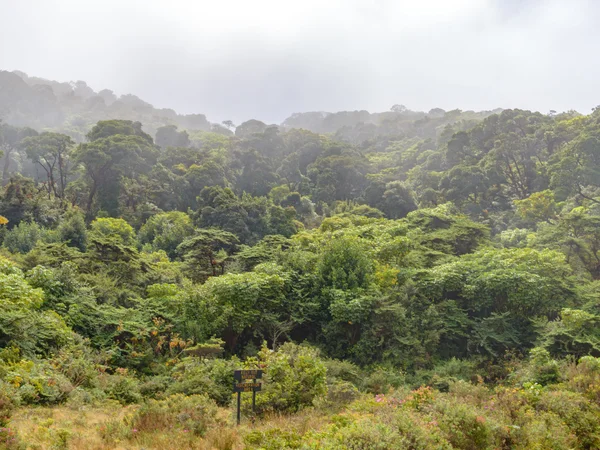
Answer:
2 147 13 185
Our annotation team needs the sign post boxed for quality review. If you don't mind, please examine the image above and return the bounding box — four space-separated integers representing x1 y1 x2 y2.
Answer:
233 369 263 425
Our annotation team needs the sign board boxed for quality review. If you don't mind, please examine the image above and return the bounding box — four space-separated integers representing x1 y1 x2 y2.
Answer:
233 382 262 392
233 369 263 381
233 369 263 424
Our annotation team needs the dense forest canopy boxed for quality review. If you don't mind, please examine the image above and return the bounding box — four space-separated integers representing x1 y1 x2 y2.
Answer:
2 71 600 448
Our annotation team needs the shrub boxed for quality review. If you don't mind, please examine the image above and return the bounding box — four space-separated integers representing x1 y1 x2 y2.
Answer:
139 375 171 400
168 357 238 405
529 347 561 386
412 358 479 392
536 390 600 449
0 381 19 427
326 380 360 407
245 343 327 413
244 428 304 449
564 356 600 403
393 410 453 449
431 397 497 449
130 394 220 436
323 358 363 386
2 359 72 405
49 338 101 389
313 418 406 449
0 425 21 450
510 410 577 450
101 373 141 404
361 366 405 394
65 387 105 408
2 221 57 254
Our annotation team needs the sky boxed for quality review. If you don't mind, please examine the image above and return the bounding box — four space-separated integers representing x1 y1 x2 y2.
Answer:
1 0 599 124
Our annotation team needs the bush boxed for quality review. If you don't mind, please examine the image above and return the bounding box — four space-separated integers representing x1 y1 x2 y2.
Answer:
529 347 561 386
564 356 600 403
1 359 72 405
168 357 238 406
0 381 19 427
412 358 479 392
393 410 453 450
49 338 101 389
65 387 105 407
2 221 57 254
431 397 497 449
314 418 406 449
130 394 220 436
510 410 577 450
361 366 405 394
326 380 360 407
245 343 327 413
536 390 600 449
0 425 21 450
244 428 303 449
101 373 141 404
139 375 171 400
323 358 363 386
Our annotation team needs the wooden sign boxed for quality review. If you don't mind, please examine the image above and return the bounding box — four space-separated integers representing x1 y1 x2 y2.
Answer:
233 369 263 381
233 369 263 424
233 382 262 392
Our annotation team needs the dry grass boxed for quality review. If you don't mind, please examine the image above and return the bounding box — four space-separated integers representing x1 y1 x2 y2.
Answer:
7 403 330 449
10 403 134 450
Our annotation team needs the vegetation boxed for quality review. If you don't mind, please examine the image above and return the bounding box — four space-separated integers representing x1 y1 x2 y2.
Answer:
2 71 600 448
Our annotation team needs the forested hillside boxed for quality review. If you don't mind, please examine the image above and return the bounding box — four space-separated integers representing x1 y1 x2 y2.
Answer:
1 72 600 449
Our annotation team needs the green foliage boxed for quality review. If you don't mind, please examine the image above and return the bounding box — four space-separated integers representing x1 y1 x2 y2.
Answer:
56 208 87 251
5 101 600 446
245 343 327 413
0 381 18 426
0 256 72 356
138 211 194 258
2 221 57 254
168 356 237 405
538 308 600 358
0 357 73 405
101 372 141 404
89 217 135 246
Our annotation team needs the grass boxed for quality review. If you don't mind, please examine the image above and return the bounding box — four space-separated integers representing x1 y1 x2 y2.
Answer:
7 402 331 449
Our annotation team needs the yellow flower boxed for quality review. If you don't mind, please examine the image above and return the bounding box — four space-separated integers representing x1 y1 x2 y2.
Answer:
0 215 8 225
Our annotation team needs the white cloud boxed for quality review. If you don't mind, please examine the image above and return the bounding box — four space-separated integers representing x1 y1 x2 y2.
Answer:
0 0 599 123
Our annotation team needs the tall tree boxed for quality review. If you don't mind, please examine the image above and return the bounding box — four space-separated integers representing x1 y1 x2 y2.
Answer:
0 124 37 185
74 120 158 216
20 132 74 201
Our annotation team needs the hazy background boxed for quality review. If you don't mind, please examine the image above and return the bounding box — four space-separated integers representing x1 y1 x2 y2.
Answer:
1 0 598 123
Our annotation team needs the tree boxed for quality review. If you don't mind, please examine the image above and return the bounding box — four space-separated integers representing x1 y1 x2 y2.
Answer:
138 211 194 259
74 120 158 216
551 134 600 203
381 181 418 219
187 270 287 351
20 132 74 201
221 120 235 130
417 248 578 357
514 190 558 224
1 124 38 185
391 104 408 113
0 255 72 355
155 125 190 149
235 119 268 138
177 228 240 280
439 165 491 208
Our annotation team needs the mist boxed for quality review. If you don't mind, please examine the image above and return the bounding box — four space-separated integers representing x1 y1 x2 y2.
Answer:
1 0 599 123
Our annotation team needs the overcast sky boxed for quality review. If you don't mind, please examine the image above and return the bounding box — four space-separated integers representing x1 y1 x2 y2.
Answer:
1 0 599 124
